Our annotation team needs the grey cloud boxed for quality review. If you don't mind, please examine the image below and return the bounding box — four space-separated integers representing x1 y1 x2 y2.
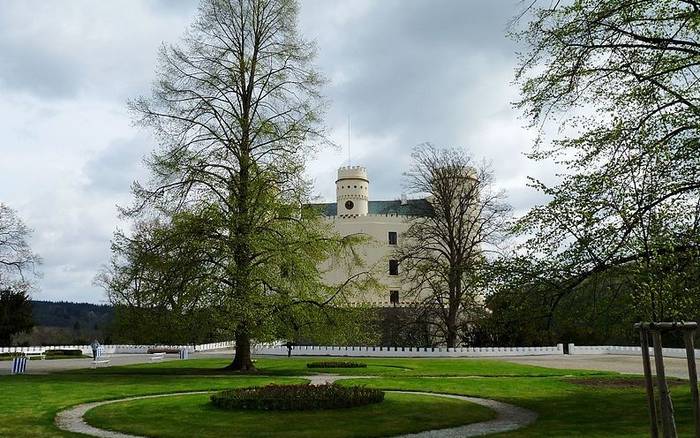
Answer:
0 40 81 98
84 136 152 194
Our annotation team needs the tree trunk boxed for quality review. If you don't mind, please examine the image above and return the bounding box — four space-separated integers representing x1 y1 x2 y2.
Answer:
225 331 256 372
446 326 458 348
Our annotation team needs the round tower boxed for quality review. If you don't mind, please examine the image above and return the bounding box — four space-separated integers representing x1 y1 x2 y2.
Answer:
336 166 369 215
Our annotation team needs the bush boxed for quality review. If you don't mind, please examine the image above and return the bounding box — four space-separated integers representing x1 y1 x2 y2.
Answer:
0 353 23 360
147 348 180 354
306 361 367 369
45 349 83 357
210 384 384 411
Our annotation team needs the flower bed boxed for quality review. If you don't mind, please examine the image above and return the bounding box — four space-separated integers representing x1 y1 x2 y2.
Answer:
210 384 384 411
306 361 367 368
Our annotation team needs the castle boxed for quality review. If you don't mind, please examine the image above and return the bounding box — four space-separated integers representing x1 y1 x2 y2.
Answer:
315 166 430 306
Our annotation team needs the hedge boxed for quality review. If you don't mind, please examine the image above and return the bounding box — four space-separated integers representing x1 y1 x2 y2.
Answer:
306 361 368 369
211 384 384 411
46 349 83 357
147 348 181 354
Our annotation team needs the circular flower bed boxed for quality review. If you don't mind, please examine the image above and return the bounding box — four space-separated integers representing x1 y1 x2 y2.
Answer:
210 384 384 411
306 361 367 369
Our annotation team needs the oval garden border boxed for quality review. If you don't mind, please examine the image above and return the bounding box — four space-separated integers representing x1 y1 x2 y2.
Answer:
54 375 537 438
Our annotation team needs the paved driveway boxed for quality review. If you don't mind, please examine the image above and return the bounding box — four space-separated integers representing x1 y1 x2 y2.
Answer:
0 353 182 375
499 354 698 379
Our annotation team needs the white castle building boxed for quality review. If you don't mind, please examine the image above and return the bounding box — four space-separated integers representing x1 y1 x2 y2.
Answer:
316 166 430 307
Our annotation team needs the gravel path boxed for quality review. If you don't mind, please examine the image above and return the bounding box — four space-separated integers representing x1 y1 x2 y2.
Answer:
54 374 536 438
392 391 537 437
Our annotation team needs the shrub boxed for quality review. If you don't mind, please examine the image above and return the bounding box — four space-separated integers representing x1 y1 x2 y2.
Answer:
45 349 83 357
306 361 367 369
147 348 180 354
210 384 384 411
0 353 23 360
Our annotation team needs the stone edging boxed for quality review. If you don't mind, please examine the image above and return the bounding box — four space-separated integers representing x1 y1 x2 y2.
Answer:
55 375 537 438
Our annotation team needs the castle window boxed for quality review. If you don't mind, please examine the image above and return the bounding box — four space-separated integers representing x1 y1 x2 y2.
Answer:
389 259 399 276
388 231 397 245
345 200 354 210
390 290 399 305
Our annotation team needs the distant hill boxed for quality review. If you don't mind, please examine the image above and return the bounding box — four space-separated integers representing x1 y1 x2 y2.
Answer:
31 300 114 329
12 301 115 346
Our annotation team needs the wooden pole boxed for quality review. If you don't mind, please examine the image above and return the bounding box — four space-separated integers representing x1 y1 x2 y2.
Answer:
683 329 700 438
652 330 677 438
640 328 659 438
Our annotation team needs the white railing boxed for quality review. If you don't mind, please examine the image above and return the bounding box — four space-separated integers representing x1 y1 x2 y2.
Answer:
568 343 700 358
0 341 236 356
252 343 565 357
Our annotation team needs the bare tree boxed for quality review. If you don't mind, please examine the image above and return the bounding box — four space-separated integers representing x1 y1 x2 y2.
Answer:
397 144 510 347
0 203 40 292
0 203 39 346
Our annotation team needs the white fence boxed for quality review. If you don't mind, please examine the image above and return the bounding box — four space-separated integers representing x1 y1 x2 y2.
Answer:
253 343 565 357
0 341 236 356
6 341 700 359
568 344 700 358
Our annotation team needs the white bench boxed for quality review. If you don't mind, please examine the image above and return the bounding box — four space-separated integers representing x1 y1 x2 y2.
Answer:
24 352 46 360
91 359 110 368
150 352 167 361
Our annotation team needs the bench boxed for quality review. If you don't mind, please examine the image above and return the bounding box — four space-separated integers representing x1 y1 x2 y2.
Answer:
150 352 167 361
24 352 46 360
91 359 110 368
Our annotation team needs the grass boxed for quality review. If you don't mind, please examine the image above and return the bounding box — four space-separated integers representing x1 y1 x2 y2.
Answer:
2 355 698 437
337 376 698 437
84 391 494 438
0 374 303 437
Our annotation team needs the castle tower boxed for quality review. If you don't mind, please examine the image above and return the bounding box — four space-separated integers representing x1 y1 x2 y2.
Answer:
336 166 369 215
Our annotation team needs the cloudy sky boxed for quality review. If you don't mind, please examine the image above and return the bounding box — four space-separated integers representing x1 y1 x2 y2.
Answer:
0 0 554 304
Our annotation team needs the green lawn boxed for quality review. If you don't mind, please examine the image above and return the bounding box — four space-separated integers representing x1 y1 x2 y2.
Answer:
0 374 303 437
85 391 494 438
2 356 697 437
338 376 697 437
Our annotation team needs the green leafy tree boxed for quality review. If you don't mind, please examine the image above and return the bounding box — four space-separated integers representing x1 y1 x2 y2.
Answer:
510 0 700 322
110 0 368 370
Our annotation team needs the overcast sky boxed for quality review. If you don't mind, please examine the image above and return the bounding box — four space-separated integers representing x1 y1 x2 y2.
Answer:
0 0 554 304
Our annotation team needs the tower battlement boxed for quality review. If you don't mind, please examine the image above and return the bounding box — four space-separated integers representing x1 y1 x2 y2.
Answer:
336 166 368 182
336 166 369 215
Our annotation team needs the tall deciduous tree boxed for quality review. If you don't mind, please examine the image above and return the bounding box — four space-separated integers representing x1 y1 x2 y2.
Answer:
0 203 39 346
511 0 700 321
114 0 364 370
397 144 510 347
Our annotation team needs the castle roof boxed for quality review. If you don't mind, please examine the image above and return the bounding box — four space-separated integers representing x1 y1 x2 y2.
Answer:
311 199 431 217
